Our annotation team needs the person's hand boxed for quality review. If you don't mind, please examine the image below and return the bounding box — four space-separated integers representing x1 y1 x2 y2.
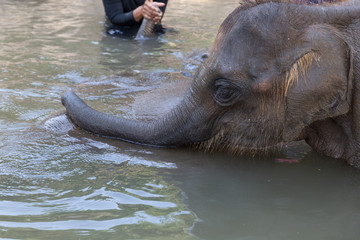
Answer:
142 0 165 24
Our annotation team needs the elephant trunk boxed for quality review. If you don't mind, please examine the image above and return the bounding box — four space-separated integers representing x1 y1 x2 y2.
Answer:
61 90 213 147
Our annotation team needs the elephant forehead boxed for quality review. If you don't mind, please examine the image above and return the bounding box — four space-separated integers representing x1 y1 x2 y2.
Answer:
214 31 281 76
210 4 309 77
217 16 294 57
225 3 304 46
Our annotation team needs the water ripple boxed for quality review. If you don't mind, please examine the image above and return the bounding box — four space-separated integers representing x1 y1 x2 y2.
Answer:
0 210 191 231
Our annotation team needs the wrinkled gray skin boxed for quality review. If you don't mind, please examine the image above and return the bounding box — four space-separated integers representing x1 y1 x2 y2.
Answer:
135 18 157 39
62 0 360 167
135 3 161 40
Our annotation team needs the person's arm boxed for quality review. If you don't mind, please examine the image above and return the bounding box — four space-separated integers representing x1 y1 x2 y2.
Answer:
102 0 137 26
132 5 144 23
103 0 166 26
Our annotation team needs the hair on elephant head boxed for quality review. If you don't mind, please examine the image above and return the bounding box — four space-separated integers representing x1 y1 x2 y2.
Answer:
62 0 360 167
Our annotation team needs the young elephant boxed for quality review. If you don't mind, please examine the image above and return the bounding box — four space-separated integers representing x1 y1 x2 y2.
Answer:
62 0 360 167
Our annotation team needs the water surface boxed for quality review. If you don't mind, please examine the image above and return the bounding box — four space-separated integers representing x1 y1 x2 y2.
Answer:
1 0 360 239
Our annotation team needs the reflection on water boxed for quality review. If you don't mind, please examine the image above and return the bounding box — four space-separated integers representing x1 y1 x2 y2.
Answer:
1 0 360 239
0 129 196 239
171 151 360 240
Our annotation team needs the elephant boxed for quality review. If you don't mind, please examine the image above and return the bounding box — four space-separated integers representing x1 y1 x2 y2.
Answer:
62 0 360 167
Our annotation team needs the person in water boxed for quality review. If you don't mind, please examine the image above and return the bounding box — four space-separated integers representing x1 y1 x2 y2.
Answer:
102 0 168 35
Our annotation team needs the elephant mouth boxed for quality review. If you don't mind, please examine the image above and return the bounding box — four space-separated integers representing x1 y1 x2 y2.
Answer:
192 127 286 155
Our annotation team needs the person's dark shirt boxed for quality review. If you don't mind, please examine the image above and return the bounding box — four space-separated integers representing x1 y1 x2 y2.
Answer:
102 0 145 26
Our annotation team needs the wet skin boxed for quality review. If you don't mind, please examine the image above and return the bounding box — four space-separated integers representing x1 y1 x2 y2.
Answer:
62 0 360 167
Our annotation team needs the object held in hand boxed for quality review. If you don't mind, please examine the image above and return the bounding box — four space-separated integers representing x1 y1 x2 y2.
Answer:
135 3 162 40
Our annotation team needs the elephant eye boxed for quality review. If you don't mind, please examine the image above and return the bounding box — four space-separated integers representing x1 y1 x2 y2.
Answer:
213 79 242 106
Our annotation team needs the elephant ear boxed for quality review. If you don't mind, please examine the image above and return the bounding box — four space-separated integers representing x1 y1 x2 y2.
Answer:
282 24 353 142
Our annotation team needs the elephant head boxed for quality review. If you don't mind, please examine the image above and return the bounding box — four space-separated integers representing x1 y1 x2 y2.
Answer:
62 0 360 167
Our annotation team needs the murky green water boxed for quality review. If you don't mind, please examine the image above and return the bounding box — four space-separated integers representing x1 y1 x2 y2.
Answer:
1 0 360 239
